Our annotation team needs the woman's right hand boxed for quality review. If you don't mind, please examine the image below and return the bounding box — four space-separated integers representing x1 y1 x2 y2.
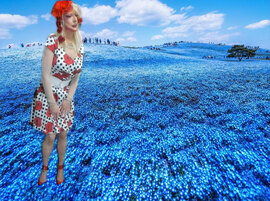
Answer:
49 103 61 121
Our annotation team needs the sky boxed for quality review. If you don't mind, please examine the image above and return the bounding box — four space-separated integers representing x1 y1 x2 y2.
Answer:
0 0 270 49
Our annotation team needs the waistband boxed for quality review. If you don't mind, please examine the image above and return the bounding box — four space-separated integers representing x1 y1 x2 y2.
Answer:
50 75 71 88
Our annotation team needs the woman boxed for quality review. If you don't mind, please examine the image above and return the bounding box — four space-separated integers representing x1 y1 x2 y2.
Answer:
29 0 84 185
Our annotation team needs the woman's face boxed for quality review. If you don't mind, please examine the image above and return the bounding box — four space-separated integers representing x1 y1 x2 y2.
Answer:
63 10 79 32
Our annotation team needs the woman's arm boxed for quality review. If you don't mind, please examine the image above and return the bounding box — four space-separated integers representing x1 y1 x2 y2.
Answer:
66 72 81 101
41 46 57 105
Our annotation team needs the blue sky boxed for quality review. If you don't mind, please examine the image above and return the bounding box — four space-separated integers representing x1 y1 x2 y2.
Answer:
1 0 270 49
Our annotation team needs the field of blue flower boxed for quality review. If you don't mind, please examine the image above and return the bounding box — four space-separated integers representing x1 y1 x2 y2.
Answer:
0 42 269 200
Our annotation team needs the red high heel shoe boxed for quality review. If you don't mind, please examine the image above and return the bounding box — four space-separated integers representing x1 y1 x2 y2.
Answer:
38 165 49 185
56 164 65 185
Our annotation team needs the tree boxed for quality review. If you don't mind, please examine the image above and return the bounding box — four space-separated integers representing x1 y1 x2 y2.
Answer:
227 45 258 61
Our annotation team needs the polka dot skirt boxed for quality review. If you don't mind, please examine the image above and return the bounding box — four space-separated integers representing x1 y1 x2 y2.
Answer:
29 34 84 135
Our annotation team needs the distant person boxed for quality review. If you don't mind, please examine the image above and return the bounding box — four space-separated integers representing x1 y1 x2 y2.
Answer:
117 41 120 46
21 43 24 47
29 1 85 186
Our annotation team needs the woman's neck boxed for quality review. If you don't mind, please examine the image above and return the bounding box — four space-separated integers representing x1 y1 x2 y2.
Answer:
64 29 75 43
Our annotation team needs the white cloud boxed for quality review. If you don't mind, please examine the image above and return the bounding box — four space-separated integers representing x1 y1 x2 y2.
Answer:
185 11 224 31
122 31 135 37
116 37 125 42
94 28 118 38
162 24 190 35
41 13 51 21
180 6 194 12
116 0 174 26
152 11 225 39
0 27 10 39
0 14 38 29
227 26 238 30
0 14 37 39
245 19 270 29
80 30 91 38
198 31 240 43
169 13 187 24
151 34 164 40
77 1 190 28
161 29 189 38
81 4 118 25
126 36 137 41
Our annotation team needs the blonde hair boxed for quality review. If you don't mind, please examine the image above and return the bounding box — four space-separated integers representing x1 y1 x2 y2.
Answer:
52 2 82 53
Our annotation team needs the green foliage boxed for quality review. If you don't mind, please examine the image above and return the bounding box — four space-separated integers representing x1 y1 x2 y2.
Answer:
227 44 258 61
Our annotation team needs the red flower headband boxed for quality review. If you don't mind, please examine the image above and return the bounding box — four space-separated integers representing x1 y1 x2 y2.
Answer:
51 0 83 43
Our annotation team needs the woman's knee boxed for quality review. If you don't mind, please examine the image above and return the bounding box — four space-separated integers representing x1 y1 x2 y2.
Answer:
45 133 56 144
58 130 68 140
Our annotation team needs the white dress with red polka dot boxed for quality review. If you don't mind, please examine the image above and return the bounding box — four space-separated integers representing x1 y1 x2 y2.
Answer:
29 35 84 135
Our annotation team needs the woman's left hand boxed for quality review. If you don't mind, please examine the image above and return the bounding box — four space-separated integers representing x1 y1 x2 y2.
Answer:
60 99 71 117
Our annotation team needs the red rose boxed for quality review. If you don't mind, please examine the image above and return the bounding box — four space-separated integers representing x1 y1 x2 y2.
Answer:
59 127 64 132
46 108 51 117
45 122 53 133
58 36 65 43
68 120 72 127
52 55 57 66
53 93 59 102
34 117 42 127
72 68 81 75
51 1 73 18
34 86 44 98
63 86 69 93
37 85 44 93
52 71 70 80
47 38 58 52
53 73 64 80
35 101 42 110
78 18 83 24
61 71 71 78
64 54 75 65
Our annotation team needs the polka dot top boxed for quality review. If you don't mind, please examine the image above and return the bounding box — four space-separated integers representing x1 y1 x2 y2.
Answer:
44 34 84 82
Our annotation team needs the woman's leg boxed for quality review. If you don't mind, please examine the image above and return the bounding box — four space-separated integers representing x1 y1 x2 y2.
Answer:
57 130 68 165
39 133 56 182
56 130 68 181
